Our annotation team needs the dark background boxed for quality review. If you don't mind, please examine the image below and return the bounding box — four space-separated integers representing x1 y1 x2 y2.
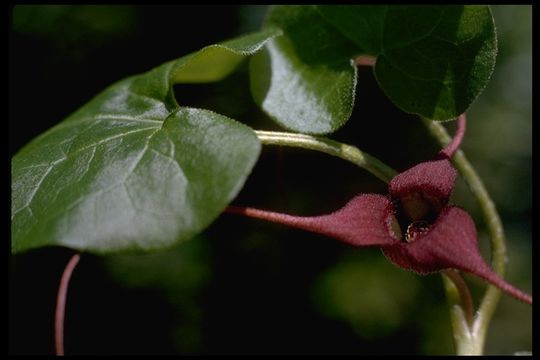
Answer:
9 5 532 355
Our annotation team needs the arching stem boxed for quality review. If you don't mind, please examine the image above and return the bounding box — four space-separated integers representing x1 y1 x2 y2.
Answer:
440 114 466 158
254 130 397 182
55 253 80 356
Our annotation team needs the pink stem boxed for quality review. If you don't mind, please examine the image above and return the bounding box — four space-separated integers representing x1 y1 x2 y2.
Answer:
442 269 474 325
440 114 466 158
354 55 376 67
55 253 81 356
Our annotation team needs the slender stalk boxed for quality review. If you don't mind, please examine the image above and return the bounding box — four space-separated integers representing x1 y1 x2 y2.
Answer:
255 130 397 182
441 273 479 355
442 269 474 326
422 117 507 354
440 114 466 158
55 253 81 356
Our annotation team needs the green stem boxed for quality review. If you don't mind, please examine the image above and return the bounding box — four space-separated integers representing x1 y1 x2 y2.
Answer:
421 117 506 355
254 130 397 182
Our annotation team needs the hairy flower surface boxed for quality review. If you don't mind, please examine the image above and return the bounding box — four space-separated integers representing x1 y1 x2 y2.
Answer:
226 115 532 305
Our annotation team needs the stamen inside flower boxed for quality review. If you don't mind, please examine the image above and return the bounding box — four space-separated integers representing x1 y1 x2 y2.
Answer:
405 220 431 242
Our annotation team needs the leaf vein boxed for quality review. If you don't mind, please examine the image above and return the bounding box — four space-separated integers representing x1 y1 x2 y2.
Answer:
123 128 160 181
72 126 159 155
13 165 55 217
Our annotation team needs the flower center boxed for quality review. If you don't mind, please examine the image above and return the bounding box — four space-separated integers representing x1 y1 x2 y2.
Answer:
405 220 431 242
389 190 442 243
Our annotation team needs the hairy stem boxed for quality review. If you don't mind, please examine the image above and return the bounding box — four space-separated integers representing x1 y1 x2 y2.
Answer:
254 130 397 182
440 114 466 158
55 253 80 356
422 117 507 354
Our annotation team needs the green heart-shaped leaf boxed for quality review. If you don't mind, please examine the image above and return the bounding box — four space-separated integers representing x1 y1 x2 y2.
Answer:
250 5 359 134
317 5 497 120
11 28 280 254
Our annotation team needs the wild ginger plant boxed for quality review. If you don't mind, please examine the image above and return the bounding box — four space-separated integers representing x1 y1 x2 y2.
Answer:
10 5 532 355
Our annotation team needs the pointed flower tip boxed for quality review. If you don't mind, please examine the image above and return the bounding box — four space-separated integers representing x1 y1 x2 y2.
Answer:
226 194 396 247
383 206 532 305
473 267 532 305
388 113 465 211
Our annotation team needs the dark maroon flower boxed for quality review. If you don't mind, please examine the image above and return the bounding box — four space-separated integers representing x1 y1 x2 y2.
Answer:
226 115 532 304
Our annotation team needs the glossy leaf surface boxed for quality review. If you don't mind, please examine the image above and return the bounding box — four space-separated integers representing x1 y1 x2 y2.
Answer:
11 29 280 254
250 5 359 134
